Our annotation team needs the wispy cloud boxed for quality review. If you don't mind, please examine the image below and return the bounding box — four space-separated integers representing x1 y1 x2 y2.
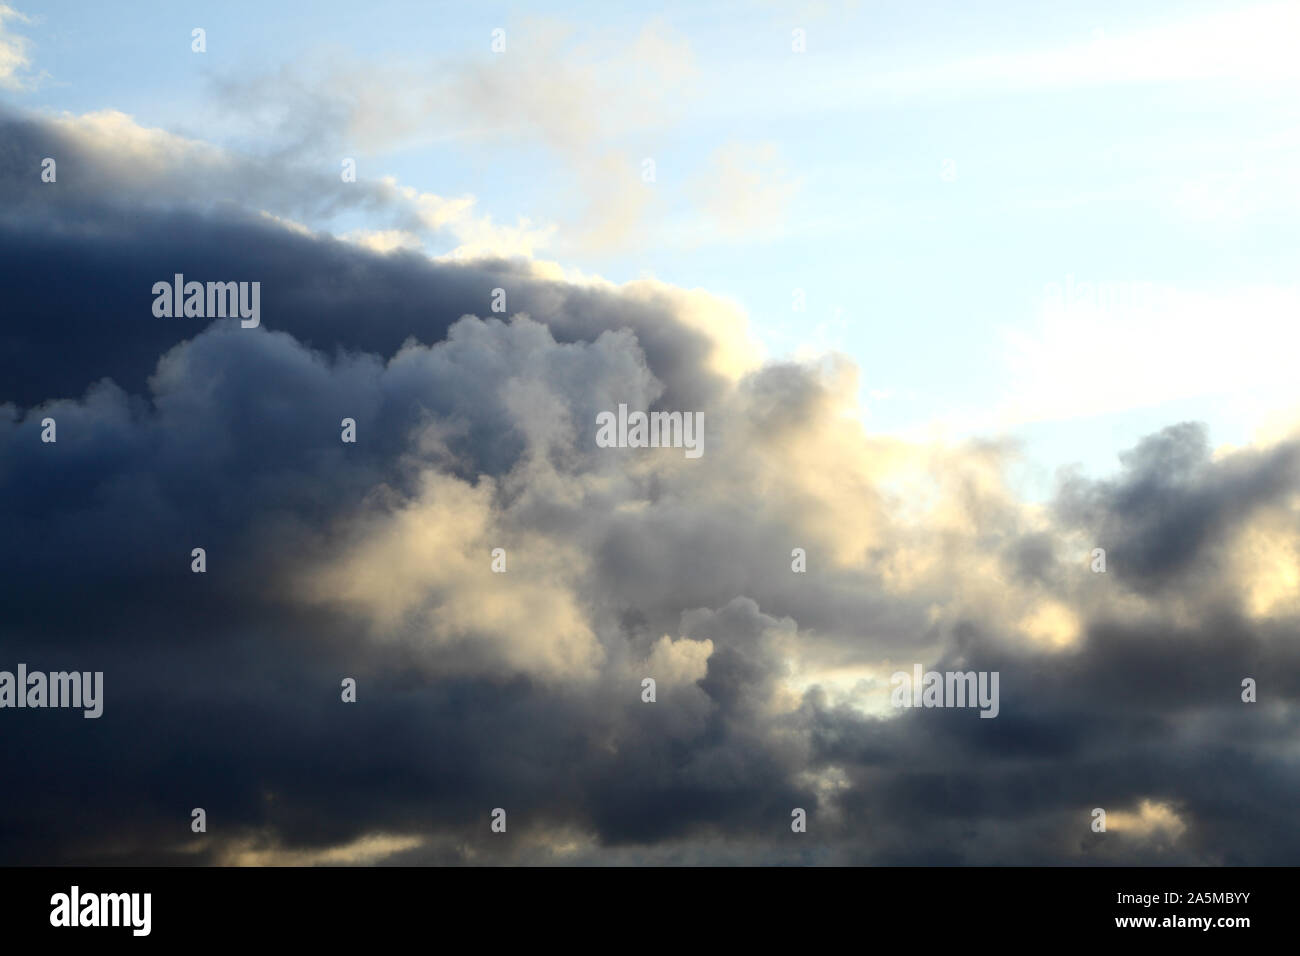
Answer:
0 3 38 91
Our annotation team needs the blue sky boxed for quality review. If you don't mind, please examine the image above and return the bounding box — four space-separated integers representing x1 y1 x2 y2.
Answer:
6 0 1298 496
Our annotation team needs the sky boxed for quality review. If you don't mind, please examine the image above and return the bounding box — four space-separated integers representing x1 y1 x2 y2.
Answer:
11 0 1300 489
0 1 1298 865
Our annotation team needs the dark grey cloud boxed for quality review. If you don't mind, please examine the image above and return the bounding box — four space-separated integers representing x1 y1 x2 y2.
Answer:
1 108 1298 866
1055 421 1300 587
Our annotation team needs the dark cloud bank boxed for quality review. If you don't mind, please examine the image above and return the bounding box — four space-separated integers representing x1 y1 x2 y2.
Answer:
1 110 1298 865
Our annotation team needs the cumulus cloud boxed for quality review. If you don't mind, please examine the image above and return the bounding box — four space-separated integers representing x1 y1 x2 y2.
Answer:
2 109 1299 866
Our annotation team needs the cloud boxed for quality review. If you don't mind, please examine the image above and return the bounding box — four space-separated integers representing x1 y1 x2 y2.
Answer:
217 832 425 867
0 4 37 91
991 283 1300 428
857 2 1300 100
0 106 554 260
204 17 698 254
689 143 803 241
1105 799 1187 841
2 109 1299 866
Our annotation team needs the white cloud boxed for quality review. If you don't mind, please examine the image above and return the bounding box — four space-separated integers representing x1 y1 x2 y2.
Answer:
989 283 1300 428
866 2 1300 98
0 4 37 91
689 142 803 241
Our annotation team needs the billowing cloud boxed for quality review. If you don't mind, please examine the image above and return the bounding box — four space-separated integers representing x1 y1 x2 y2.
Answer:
1 108 1298 866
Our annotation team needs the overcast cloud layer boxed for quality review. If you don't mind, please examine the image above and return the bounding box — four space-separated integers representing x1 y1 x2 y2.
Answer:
2 107 1298 866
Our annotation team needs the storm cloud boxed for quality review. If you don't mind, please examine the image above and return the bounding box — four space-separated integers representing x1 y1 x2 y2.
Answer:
2 108 1298 866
